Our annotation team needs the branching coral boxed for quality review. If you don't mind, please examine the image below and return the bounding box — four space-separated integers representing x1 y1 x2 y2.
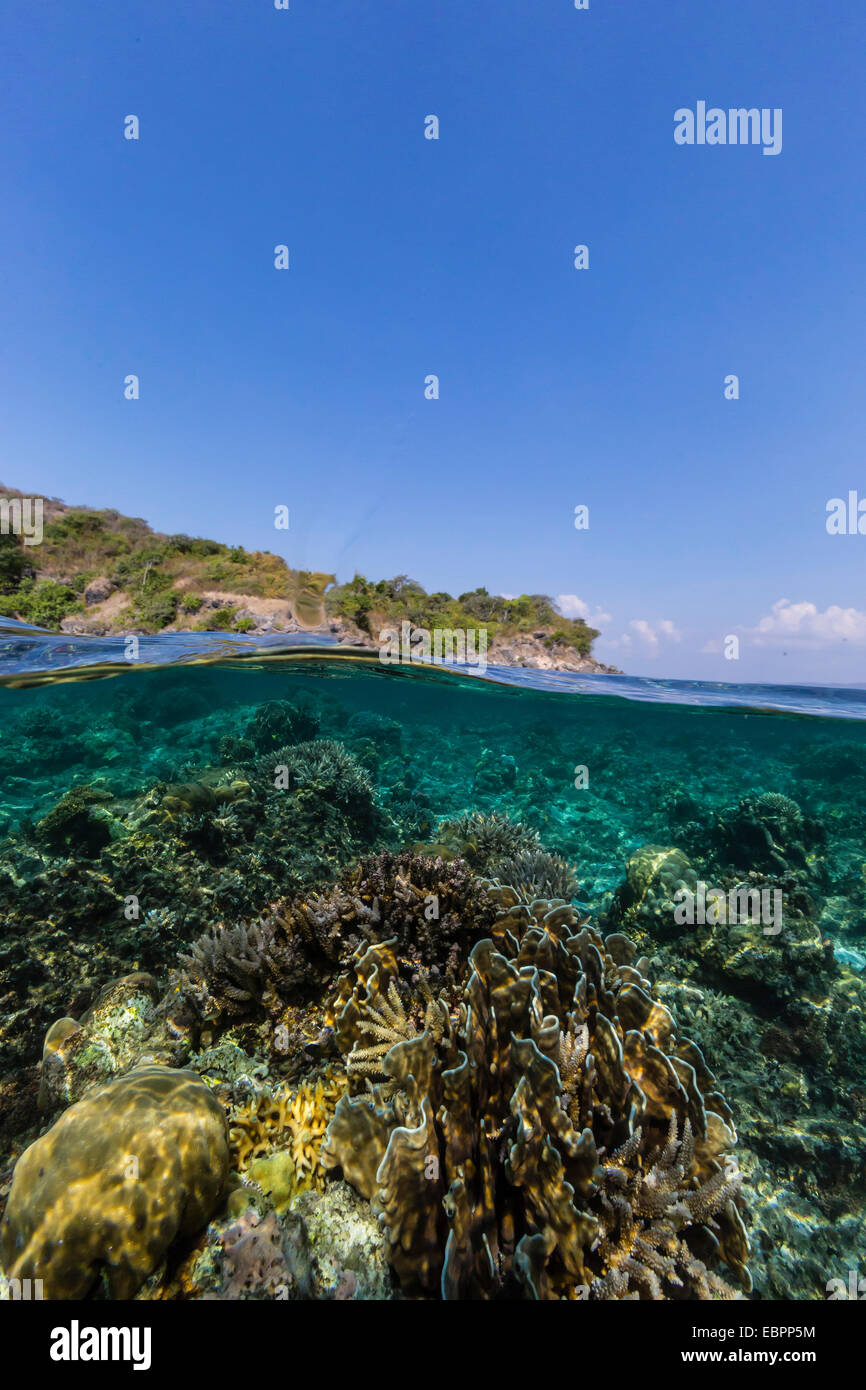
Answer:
487 847 580 903
176 851 498 1032
228 1067 345 1203
267 740 376 820
435 810 541 874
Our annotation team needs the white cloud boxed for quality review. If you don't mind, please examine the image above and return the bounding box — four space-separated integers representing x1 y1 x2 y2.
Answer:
608 618 682 655
554 594 612 625
747 599 866 648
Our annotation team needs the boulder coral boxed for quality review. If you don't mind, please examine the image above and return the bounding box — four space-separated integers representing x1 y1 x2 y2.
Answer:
322 888 750 1300
0 1062 229 1299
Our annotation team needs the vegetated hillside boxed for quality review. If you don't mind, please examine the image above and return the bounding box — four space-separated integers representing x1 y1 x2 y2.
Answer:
0 486 609 668
328 574 599 658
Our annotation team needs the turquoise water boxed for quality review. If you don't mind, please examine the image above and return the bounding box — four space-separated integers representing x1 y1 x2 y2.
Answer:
1 624 865 1301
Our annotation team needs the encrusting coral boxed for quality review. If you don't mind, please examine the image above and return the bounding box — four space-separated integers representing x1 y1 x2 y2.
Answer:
0 1062 230 1299
322 886 751 1300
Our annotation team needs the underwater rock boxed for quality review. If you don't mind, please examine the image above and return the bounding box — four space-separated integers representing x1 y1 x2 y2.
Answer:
486 847 580 903
37 972 162 1113
610 844 698 938
35 783 116 856
197 1180 393 1301
291 1181 394 1299
245 699 319 753
472 748 518 796
346 710 402 750
158 777 251 819
322 891 750 1300
711 792 826 877
1 1062 230 1299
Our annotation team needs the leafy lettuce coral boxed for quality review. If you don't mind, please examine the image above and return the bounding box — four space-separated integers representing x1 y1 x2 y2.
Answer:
322 887 751 1300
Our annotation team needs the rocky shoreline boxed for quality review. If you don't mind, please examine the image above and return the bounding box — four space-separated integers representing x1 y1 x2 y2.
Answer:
58 586 619 674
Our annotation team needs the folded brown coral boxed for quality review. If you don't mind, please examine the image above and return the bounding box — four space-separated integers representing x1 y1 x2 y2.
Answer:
322 890 751 1301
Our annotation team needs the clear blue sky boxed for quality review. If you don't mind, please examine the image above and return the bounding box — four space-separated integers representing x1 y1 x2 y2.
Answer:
1 0 864 683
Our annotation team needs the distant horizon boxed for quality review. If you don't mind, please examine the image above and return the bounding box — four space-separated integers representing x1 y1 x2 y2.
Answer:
5 473 866 688
2 1 864 686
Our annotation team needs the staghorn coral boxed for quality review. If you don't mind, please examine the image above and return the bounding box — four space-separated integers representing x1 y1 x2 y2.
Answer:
229 1066 346 1203
35 783 115 856
587 1113 743 1300
268 739 377 821
487 847 580 903
435 810 541 874
0 1062 229 1299
322 890 750 1300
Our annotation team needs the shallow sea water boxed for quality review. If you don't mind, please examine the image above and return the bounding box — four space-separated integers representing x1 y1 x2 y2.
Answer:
1 626 865 1301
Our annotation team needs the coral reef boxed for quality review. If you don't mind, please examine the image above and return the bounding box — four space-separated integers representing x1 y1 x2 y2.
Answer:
176 850 498 1033
322 890 750 1299
0 734 392 1130
3 665 866 1303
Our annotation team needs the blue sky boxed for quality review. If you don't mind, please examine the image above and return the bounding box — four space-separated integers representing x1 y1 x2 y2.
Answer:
1 0 864 683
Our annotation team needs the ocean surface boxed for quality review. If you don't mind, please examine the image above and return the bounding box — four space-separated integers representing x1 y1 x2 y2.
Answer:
1 620 864 1301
